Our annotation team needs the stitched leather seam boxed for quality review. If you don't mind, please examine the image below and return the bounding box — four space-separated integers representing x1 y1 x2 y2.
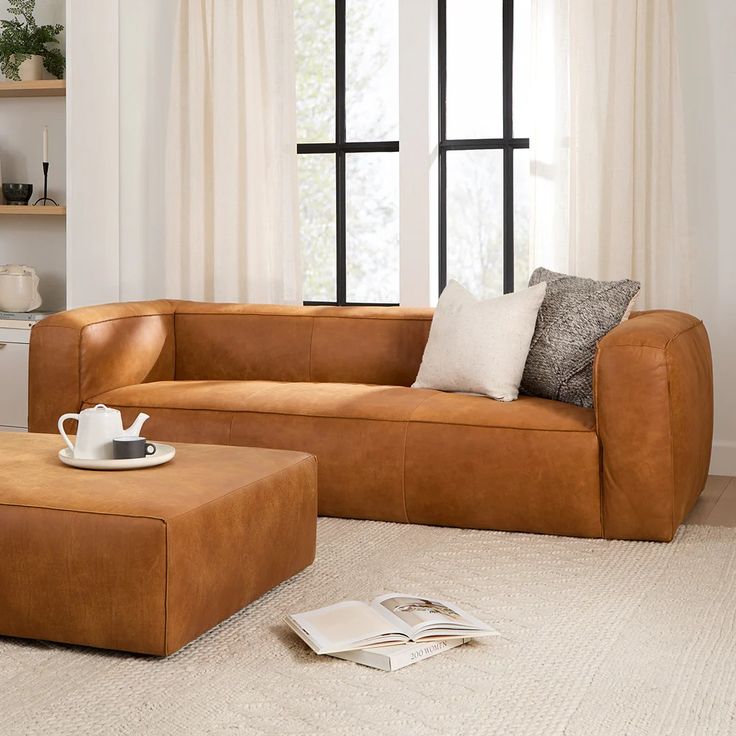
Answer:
0 501 169 522
227 411 236 445
174 311 433 323
308 316 316 381
84 400 595 433
163 520 170 655
406 419 595 433
599 343 667 350
32 323 82 331
172 313 178 382
34 306 432 327
592 350 606 537
664 319 703 348
598 321 702 352
400 420 411 523
664 345 676 540
43 309 174 331
76 330 82 411
400 393 438 524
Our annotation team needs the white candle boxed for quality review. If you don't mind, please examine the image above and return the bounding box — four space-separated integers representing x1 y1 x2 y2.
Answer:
43 126 48 163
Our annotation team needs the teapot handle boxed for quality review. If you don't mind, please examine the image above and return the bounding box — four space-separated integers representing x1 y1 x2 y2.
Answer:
57 413 79 453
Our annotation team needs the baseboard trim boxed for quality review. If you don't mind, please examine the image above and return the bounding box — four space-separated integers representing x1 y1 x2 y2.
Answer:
710 441 736 476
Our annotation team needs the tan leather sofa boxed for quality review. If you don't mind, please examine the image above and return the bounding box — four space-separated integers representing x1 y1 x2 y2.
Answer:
28 301 713 541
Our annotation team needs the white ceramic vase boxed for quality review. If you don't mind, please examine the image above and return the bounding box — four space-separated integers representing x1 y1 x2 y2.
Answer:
0 265 43 312
15 54 44 81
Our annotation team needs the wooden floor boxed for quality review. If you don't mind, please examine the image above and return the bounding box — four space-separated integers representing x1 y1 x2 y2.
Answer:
686 475 736 526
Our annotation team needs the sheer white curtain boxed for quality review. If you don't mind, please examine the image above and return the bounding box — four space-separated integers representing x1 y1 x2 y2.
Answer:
120 0 300 304
162 0 300 303
529 0 690 310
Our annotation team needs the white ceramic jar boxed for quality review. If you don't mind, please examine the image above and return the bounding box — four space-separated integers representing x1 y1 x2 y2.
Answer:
0 265 42 312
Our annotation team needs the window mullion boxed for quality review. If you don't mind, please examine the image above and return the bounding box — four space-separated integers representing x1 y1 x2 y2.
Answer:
503 145 514 293
502 0 514 140
438 0 448 293
502 0 514 293
336 150 347 305
335 0 347 305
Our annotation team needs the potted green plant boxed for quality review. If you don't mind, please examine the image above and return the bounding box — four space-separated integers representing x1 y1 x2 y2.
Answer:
0 0 64 82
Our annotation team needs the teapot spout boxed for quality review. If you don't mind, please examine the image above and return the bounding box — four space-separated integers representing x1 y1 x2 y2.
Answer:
124 412 150 438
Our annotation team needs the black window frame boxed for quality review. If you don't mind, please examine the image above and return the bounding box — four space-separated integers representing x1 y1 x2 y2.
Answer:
297 0 400 307
438 0 530 295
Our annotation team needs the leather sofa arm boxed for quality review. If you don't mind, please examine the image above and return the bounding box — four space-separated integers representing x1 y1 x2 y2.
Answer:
28 300 176 433
594 310 713 541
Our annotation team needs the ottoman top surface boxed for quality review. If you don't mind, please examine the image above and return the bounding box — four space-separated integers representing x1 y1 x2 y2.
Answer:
0 433 314 521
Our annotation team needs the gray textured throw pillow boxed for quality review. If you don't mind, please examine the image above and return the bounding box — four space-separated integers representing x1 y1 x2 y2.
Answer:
521 268 641 408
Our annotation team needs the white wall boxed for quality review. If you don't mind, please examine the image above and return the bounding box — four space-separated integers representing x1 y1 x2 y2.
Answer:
119 0 177 301
0 0 66 312
65 0 119 308
676 0 736 475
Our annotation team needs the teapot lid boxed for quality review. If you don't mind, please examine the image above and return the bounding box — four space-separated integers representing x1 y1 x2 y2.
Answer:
83 403 120 414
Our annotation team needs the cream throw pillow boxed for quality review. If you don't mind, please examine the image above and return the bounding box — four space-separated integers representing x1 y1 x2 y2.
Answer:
412 280 547 402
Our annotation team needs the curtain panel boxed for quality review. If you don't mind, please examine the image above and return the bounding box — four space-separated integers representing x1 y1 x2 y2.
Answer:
164 0 300 304
117 0 301 304
530 0 690 310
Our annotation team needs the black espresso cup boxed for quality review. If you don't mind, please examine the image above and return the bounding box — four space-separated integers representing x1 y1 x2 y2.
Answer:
113 436 156 460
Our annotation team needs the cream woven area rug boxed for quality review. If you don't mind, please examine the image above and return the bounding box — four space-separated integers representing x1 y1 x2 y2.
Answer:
2 518 735 736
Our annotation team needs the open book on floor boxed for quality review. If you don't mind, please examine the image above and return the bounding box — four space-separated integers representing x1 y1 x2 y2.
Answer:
285 593 499 656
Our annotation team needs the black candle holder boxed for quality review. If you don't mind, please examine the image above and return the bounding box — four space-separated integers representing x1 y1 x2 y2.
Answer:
33 162 58 206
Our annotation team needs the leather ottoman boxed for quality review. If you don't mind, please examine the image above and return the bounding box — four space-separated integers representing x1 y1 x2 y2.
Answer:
0 433 317 655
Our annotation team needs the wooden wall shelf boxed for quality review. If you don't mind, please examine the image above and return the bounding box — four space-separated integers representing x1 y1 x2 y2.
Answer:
0 205 66 216
0 80 66 98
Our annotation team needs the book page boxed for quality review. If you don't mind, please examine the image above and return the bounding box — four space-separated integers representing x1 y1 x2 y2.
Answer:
290 600 406 653
371 593 493 637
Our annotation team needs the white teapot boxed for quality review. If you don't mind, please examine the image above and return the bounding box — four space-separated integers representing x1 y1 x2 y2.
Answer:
58 404 150 460
0 264 42 312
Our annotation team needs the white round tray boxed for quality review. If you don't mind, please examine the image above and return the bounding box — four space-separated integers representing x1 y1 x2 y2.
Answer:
58 443 176 471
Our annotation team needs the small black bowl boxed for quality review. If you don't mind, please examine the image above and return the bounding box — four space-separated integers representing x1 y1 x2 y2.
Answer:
2 183 33 205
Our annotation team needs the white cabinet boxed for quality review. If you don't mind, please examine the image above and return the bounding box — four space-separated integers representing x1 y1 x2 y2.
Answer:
0 325 31 431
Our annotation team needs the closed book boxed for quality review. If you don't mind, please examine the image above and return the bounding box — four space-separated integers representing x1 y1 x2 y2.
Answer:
329 637 469 671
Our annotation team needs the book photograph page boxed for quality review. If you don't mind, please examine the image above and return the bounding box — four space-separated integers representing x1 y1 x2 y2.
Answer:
373 593 487 633
290 601 404 651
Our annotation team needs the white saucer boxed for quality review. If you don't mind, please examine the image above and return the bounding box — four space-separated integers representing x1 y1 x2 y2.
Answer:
58 443 176 471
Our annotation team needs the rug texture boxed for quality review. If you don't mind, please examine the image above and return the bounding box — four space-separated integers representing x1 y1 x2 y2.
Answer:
1 519 735 736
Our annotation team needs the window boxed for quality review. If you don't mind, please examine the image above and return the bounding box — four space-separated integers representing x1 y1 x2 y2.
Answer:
295 0 400 305
438 0 531 298
295 1 531 305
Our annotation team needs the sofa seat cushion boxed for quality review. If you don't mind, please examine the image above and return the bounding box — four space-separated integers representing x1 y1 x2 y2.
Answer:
403 392 599 537
88 380 600 536
408 391 595 432
90 380 596 432
89 380 437 422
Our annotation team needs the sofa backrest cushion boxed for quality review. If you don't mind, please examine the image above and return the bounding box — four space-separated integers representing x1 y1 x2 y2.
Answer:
173 302 434 386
